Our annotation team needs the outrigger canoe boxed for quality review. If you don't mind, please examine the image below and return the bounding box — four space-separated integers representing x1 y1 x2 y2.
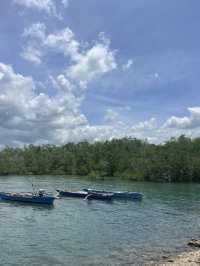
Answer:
56 190 87 198
0 190 55 205
56 189 114 201
83 189 143 200
84 192 113 201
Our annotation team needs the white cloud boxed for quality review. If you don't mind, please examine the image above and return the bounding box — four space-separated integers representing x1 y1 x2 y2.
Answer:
14 24 121 145
6 20 200 146
0 62 157 146
21 45 43 65
66 43 117 90
13 0 59 17
0 62 87 146
1 64 199 147
45 27 80 60
104 109 120 124
21 22 46 64
132 117 157 131
22 24 117 91
55 74 74 92
122 59 133 71
62 0 69 8
22 22 46 40
164 107 200 129
21 24 78 64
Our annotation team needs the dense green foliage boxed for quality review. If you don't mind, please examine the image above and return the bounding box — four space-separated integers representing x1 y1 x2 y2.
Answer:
0 135 200 182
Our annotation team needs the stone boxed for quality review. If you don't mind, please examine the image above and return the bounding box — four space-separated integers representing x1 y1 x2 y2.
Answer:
188 239 200 248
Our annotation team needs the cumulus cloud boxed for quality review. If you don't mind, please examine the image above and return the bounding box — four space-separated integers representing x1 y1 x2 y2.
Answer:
66 43 117 90
45 27 80 60
103 108 126 128
21 23 117 91
23 22 46 40
13 0 59 17
0 62 159 146
4 19 200 146
104 109 120 124
0 62 136 146
0 62 88 146
1 63 199 147
21 45 43 65
132 117 157 131
21 22 46 65
12 24 123 146
164 107 200 129
0 71 108 145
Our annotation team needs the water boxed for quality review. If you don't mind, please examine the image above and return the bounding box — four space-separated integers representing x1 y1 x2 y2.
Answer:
0 175 200 266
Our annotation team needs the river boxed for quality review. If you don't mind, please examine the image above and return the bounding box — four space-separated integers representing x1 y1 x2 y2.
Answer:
0 175 200 265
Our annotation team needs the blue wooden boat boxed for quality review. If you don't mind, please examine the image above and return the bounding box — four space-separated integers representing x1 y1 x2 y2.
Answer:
83 189 143 200
85 192 114 201
57 189 113 201
0 190 55 205
56 190 88 198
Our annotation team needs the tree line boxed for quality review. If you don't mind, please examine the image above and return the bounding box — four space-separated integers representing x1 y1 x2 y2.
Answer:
0 135 200 182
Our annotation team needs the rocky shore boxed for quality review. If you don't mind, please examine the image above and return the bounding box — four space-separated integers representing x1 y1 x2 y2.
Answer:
158 250 200 265
148 239 200 266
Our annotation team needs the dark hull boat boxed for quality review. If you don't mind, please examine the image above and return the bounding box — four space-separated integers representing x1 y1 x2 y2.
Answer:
56 190 87 198
83 189 143 200
85 192 113 201
0 191 55 205
56 190 113 201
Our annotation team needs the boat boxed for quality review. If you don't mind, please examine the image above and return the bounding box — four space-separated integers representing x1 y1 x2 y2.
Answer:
0 189 55 205
85 192 114 201
83 189 143 200
56 189 113 201
56 189 88 198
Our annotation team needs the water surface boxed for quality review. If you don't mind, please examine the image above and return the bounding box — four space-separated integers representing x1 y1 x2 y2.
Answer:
0 175 200 265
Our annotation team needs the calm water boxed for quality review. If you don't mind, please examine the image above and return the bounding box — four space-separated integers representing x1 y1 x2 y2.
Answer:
0 175 200 266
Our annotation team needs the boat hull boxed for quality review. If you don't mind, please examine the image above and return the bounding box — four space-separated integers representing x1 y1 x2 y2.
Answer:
83 189 143 200
57 190 87 198
0 192 55 204
57 190 113 201
113 192 143 200
86 192 113 201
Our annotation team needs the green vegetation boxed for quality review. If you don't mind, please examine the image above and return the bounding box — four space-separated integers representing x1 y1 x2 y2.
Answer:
0 135 200 182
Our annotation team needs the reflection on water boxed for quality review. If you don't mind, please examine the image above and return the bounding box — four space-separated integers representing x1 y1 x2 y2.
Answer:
0 175 200 265
0 199 55 210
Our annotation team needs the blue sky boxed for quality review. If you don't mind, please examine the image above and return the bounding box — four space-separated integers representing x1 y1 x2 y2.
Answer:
0 0 200 146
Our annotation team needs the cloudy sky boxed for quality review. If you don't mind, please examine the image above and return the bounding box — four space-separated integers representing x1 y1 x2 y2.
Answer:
0 0 200 146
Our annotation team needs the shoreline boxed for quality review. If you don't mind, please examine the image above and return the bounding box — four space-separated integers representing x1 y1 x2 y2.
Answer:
1 174 200 184
158 249 200 265
146 240 200 266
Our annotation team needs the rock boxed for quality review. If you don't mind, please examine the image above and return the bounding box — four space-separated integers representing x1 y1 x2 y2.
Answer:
167 259 174 262
188 239 200 248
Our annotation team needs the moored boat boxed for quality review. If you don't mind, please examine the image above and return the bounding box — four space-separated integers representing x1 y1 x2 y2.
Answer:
83 189 143 200
56 189 113 201
56 190 87 198
85 192 114 201
0 190 55 205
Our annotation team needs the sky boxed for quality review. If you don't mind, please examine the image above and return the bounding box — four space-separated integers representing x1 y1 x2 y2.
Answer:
0 0 200 147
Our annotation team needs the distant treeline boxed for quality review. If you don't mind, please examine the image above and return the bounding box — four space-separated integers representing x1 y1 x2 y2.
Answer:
0 135 200 182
